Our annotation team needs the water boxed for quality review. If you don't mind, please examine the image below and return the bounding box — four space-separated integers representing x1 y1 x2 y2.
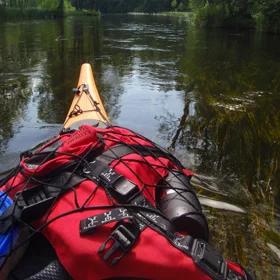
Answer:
0 14 279 278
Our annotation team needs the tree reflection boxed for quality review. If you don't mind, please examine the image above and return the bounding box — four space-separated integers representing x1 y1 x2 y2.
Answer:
157 27 280 277
0 22 39 154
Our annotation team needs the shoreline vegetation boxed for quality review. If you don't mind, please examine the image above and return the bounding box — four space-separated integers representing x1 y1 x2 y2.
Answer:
0 8 99 20
0 0 100 20
0 1 280 34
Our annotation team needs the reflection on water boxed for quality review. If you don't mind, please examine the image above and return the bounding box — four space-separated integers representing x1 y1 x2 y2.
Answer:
0 14 279 278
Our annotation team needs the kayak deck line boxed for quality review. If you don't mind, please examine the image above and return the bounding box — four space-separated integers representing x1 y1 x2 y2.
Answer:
63 63 110 129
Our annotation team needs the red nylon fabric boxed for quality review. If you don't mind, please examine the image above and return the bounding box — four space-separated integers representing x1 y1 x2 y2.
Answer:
0 125 246 279
1 172 27 199
22 125 99 176
227 261 245 276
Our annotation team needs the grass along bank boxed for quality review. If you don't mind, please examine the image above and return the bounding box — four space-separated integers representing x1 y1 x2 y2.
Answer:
0 7 99 20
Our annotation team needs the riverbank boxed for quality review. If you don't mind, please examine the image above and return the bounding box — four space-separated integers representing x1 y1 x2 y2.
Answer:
0 7 99 20
128 11 193 22
129 11 276 33
1 7 279 34
152 10 254 30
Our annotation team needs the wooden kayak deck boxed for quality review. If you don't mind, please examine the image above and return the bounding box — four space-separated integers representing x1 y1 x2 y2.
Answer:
63 63 110 129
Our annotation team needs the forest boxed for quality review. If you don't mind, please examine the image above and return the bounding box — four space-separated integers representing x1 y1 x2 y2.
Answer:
0 0 280 32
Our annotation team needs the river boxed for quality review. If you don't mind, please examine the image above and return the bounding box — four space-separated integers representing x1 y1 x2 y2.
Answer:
0 14 279 279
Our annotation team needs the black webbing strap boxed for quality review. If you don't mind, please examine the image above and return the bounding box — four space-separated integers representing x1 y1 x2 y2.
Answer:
80 197 170 235
80 144 248 280
0 172 85 234
80 196 246 279
80 207 135 234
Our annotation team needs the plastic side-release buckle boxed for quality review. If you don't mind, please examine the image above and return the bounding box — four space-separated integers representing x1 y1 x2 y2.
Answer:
13 173 84 223
98 222 139 265
84 160 140 203
0 188 52 234
15 186 56 223
191 239 228 280
100 172 139 203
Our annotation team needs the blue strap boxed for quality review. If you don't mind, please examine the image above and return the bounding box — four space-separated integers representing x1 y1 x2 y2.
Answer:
0 191 19 266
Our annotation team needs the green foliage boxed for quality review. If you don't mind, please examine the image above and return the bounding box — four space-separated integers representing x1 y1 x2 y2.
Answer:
190 0 280 32
91 0 170 13
38 0 74 12
0 0 76 19
169 0 189 11
194 3 226 27
0 7 61 19
38 0 60 10
191 1 255 28
189 0 205 10
1 0 280 32
177 2 188 11
254 0 280 33
171 0 177 9
63 0 74 11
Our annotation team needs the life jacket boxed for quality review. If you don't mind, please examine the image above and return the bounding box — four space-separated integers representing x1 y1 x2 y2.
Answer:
0 125 253 280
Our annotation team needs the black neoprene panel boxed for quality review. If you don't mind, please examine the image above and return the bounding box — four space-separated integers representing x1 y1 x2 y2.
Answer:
8 234 71 280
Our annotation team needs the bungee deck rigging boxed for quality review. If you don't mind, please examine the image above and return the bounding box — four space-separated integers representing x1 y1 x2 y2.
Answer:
0 64 254 280
63 63 110 129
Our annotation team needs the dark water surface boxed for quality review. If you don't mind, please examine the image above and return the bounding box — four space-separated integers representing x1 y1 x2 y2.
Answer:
0 15 279 278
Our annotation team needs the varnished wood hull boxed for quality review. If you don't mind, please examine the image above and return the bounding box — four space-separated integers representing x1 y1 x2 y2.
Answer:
63 63 109 129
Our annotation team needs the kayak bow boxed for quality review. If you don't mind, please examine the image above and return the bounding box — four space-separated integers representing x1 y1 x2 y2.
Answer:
63 63 110 129
0 64 110 279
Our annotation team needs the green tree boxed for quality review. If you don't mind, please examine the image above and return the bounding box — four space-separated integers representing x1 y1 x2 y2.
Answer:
254 0 280 33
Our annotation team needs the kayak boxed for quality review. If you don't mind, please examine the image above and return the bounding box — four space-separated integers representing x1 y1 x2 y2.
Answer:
63 63 110 129
0 64 254 280
0 63 111 279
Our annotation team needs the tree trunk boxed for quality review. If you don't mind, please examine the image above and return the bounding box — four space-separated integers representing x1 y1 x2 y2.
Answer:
58 0 64 16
